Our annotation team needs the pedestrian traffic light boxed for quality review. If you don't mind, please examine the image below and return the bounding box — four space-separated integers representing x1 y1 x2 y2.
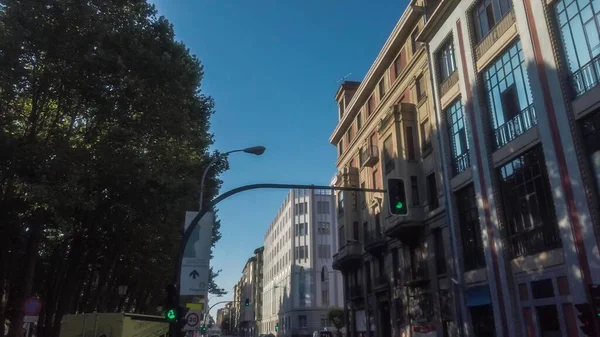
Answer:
275 323 279 332
164 284 178 323
387 178 408 216
244 298 250 306
575 303 597 336
201 324 207 332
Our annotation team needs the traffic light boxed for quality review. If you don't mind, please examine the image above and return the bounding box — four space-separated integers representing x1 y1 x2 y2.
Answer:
591 284 600 319
575 303 597 336
387 178 408 216
201 324 207 332
244 298 250 306
164 284 178 323
275 323 279 332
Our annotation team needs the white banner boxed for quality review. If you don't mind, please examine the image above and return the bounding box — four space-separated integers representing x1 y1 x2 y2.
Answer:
180 211 213 296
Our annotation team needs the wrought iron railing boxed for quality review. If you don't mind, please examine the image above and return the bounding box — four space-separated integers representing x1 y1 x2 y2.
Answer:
440 70 459 97
508 224 562 258
493 104 537 149
360 145 379 167
452 151 471 175
571 53 600 97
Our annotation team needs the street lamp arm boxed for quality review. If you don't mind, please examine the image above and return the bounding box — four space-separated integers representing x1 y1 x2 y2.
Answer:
183 183 387 248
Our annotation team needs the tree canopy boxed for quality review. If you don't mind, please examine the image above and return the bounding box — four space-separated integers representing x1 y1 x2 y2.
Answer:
0 0 225 336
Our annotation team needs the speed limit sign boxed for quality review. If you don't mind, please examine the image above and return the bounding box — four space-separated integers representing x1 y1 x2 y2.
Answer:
184 310 202 331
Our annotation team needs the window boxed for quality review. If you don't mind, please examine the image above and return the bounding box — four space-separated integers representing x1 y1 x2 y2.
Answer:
446 99 470 175
298 315 307 328
298 246 306 259
360 182 366 209
299 268 306 306
372 169 380 189
438 39 457 81
555 0 600 96
411 27 420 53
297 223 306 236
321 290 330 307
421 119 432 152
405 126 416 160
317 222 330 234
427 173 439 209
456 185 486 271
411 176 420 205
338 102 343 119
434 228 447 274
483 41 535 148
394 53 403 79
321 266 329 281
339 225 345 246
357 112 362 130
338 141 343 156
317 201 329 214
498 146 562 257
384 135 395 172
472 0 513 42
337 192 344 215
352 221 359 240
367 95 375 116
415 75 425 101
379 80 386 99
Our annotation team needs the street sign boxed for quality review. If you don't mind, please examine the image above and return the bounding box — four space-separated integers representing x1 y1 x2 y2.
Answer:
23 297 42 316
184 309 203 331
23 316 38 323
180 211 213 296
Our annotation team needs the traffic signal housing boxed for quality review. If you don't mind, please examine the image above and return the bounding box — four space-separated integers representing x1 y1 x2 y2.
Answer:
275 323 279 332
575 303 597 336
387 178 408 216
164 284 178 322
244 298 250 307
591 284 600 319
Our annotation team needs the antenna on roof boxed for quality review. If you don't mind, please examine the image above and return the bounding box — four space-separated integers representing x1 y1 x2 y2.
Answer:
337 73 352 84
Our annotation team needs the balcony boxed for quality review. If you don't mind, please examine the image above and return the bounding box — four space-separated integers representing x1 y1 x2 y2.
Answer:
508 224 562 259
332 241 363 271
439 70 459 98
493 104 537 149
474 8 516 61
384 208 425 244
373 275 389 293
364 230 386 255
348 285 363 300
360 145 379 167
571 53 600 97
404 264 430 288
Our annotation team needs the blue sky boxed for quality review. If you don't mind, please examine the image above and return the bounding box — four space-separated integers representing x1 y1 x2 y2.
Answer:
150 0 406 315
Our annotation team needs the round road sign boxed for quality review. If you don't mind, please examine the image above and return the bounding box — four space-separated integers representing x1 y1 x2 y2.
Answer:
23 297 42 316
186 312 199 327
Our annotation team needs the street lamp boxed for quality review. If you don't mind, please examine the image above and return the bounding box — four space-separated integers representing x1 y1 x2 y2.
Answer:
198 146 266 209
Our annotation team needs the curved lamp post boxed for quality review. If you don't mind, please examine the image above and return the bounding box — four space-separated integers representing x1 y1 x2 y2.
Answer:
198 146 266 210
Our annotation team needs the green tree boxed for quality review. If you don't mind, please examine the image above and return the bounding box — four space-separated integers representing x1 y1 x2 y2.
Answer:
327 307 345 337
0 0 226 336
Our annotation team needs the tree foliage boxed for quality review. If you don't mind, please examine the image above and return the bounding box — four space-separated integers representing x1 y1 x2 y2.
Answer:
327 307 345 335
0 0 225 336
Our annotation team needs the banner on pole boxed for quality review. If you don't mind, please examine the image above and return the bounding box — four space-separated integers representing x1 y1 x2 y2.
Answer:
180 211 213 296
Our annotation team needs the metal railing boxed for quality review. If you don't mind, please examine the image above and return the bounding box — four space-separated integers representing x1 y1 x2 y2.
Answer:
493 104 537 149
452 151 471 176
508 224 562 258
571 53 600 97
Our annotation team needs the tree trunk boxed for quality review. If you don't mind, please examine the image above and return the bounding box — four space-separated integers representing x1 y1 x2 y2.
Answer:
6 210 45 337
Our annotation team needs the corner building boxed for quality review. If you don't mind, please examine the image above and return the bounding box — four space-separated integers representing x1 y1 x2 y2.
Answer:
330 3 456 337
418 0 600 335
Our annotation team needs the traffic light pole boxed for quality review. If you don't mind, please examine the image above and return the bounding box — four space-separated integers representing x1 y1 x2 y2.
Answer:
171 183 386 337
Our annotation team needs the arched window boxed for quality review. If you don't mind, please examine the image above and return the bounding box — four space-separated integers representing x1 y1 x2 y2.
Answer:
321 266 329 282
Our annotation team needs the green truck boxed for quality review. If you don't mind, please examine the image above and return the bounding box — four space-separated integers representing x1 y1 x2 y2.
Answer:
59 313 169 337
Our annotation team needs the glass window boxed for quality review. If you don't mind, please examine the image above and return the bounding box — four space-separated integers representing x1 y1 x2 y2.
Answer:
472 0 513 42
427 173 439 209
456 185 486 271
384 135 395 172
394 53 403 78
555 0 600 96
498 145 562 257
416 75 425 101
421 118 432 152
406 126 416 160
434 228 447 274
367 95 375 116
379 79 386 99
445 99 470 175
483 41 536 148
438 39 457 81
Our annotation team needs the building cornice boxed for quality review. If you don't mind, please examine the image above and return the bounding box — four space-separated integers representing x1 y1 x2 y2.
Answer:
419 0 460 42
329 5 421 145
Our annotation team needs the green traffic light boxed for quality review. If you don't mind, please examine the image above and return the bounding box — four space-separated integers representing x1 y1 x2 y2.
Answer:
165 308 177 322
395 201 404 209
